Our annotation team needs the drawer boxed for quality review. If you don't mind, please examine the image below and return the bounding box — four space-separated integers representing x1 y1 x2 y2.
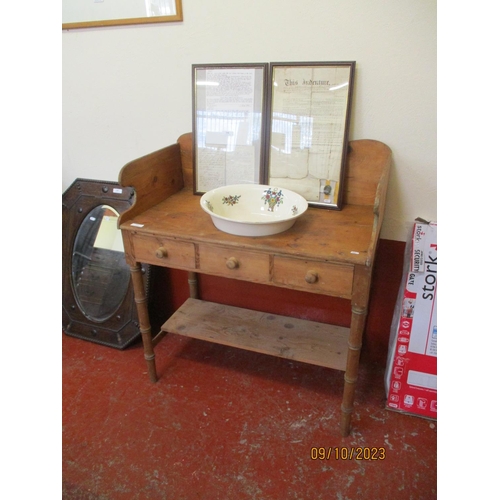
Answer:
198 244 270 283
132 235 196 269
272 256 353 298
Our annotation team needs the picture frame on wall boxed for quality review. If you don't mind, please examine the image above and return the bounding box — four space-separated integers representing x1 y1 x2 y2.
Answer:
266 61 355 209
62 0 183 29
192 63 268 194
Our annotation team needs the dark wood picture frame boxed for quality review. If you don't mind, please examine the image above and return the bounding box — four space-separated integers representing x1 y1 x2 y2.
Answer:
266 61 355 210
192 63 269 194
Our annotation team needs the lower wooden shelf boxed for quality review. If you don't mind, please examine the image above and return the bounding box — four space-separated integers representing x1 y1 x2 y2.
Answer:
161 298 349 371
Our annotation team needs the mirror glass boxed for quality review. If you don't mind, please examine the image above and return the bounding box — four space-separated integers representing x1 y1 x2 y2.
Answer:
71 204 130 323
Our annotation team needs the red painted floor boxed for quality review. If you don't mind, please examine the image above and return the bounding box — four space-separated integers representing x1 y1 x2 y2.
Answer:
62 332 437 499
63 239 437 498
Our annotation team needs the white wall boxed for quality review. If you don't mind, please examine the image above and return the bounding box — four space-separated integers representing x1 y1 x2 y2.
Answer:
62 0 436 241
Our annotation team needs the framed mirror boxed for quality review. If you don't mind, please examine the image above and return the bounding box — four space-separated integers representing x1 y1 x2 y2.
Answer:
267 61 355 210
63 178 148 349
63 0 183 30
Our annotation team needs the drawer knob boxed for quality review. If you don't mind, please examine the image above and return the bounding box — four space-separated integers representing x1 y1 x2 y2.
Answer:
305 270 318 284
155 247 168 259
226 257 239 270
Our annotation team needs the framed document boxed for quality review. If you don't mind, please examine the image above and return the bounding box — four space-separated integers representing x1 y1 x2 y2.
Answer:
192 63 268 194
63 0 182 29
266 62 355 209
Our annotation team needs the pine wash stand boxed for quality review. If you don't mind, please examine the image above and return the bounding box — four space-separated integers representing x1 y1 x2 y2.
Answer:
118 133 391 436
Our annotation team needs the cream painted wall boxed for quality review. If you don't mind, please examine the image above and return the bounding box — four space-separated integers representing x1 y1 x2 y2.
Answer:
62 0 436 241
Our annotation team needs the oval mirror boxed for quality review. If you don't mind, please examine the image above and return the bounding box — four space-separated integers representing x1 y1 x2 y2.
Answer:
71 204 130 323
63 179 148 349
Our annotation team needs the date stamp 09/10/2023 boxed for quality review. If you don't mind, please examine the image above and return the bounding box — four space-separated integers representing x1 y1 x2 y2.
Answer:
310 447 387 461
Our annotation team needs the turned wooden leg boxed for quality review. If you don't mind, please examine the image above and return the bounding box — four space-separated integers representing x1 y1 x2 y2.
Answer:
188 271 199 299
340 306 367 436
340 265 371 436
130 263 157 383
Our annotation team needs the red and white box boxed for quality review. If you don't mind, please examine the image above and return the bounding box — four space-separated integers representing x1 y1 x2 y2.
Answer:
385 220 437 419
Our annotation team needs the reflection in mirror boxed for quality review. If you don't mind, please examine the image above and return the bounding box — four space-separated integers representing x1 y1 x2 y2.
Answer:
71 205 129 323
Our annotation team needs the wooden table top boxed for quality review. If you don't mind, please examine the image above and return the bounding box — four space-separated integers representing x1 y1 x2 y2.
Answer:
120 188 378 267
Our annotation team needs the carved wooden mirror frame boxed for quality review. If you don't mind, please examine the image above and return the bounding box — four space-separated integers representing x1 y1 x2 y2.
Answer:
62 178 148 349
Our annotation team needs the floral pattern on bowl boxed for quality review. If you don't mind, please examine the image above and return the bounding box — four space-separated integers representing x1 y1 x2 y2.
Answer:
261 188 284 212
222 195 241 206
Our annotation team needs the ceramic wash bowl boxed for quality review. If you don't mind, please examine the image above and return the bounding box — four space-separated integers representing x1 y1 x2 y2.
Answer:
200 184 308 237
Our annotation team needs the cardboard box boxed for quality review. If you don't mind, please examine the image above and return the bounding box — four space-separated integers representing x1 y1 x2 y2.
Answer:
384 220 437 419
